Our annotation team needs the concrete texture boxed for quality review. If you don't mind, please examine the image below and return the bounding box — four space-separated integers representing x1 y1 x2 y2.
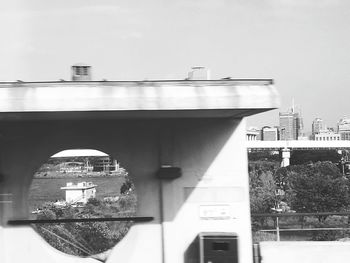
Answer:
0 79 279 263
0 80 278 119
0 226 99 263
260 241 350 263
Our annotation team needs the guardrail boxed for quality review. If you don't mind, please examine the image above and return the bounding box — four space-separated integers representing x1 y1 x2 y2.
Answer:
252 212 350 242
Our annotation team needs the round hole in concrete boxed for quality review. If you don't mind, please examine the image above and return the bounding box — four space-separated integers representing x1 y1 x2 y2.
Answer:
28 149 137 259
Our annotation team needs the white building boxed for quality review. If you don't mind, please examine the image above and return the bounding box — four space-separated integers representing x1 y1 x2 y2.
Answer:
312 118 325 135
246 127 260 141
314 132 340 141
60 182 97 205
262 126 278 141
338 117 350 140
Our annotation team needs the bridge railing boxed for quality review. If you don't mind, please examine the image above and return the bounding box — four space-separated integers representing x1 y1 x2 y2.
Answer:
251 212 350 242
246 140 350 150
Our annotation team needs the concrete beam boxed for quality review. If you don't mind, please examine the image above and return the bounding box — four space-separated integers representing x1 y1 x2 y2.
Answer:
0 80 279 120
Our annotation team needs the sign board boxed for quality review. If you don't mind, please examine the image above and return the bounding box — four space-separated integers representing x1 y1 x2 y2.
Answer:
199 205 232 220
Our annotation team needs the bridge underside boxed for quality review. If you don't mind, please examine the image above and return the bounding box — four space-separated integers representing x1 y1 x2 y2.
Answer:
0 80 279 263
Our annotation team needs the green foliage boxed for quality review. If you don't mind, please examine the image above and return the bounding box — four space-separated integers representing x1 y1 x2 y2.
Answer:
290 150 341 165
248 152 281 162
37 208 56 220
311 230 338 241
287 162 349 216
311 229 350 241
250 161 349 215
252 231 277 243
86 197 102 206
249 164 276 214
117 194 137 212
33 193 137 257
120 179 134 194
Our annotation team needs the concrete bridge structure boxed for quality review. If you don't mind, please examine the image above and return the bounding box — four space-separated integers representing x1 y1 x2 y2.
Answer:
246 140 350 167
0 79 279 263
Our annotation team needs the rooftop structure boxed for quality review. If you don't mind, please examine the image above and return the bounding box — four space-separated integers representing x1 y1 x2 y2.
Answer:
61 182 97 204
187 66 210 80
51 149 108 158
71 63 92 81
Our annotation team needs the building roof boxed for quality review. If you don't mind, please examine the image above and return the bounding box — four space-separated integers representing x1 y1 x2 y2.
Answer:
72 63 90 67
0 79 279 120
61 182 97 190
51 149 108 158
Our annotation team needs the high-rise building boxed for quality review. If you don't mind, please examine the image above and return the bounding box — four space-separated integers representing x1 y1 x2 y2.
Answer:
295 112 304 139
338 117 350 140
312 118 325 135
279 103 303 140
279 112 295 140
262 126 279 141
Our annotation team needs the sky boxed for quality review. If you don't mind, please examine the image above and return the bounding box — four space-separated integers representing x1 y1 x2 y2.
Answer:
1 0 350 132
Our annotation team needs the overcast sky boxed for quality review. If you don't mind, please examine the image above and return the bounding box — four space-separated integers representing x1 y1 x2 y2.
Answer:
1 0 350 132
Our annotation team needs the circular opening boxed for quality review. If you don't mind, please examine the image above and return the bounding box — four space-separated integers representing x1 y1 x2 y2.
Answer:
28 149 137 259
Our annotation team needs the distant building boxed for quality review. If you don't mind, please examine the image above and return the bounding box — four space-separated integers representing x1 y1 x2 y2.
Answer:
279 112 294 140
261 126 278 141
314 132 340 141
311 118 340 141
59 161 93 173
61 182 97 205
92 156 116 173
246 127 261 141
312 118 325 136
338 117 350 140
279 108 303 140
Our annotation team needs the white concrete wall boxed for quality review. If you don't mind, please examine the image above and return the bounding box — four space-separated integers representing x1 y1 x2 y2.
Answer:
159 119 252 263
0 226 99 263
66 190 84 203
0 118 252 263
260 241 350 263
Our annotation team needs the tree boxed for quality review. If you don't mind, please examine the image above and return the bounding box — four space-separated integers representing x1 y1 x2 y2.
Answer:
120 179 134 195
32 194 137 257
287 162 349 221
290 150 341 165
248 151 281 162
249 165 277 214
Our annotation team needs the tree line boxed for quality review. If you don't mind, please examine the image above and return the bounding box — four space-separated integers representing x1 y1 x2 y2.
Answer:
249 160 350 220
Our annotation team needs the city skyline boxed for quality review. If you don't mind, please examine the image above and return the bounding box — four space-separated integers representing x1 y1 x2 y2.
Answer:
249 103 350 134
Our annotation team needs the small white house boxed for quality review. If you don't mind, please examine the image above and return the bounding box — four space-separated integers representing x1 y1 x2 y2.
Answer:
60 182 97 205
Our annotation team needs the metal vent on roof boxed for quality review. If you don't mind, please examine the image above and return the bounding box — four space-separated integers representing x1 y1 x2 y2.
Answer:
71 63 92 81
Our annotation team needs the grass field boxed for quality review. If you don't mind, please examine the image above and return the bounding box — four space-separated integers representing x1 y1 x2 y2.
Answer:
28 177 126 212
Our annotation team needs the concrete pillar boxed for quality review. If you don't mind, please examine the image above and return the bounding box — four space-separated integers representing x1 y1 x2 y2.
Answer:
281 148 291 167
